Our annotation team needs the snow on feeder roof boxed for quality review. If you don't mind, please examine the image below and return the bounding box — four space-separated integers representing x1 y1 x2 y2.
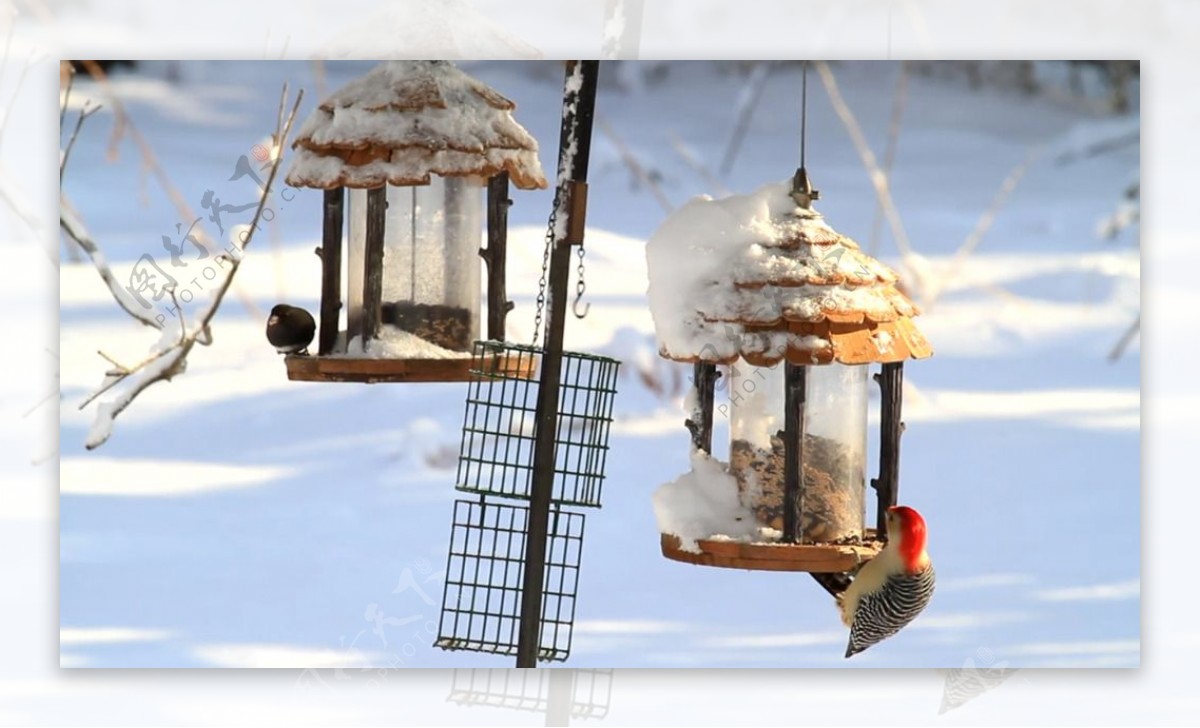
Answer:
285 61 548 190
646 179 932 367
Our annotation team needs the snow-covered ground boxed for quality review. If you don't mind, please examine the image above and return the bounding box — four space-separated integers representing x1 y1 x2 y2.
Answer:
58 60 1139 668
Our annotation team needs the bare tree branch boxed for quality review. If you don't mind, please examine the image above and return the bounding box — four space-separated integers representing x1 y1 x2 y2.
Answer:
815 61 923 290
79 85 305 450
60 102 100 186
60 202 164 330
0 46 34 144
59 67 159 328
719 61 774 177
596 114 672 213
76 60 263 320
922 145 1043 310
868 61 909 256
0 30 51 263
1108 313 1140 363
60 61 74 128
667 131 731 197
1055 130 1138 165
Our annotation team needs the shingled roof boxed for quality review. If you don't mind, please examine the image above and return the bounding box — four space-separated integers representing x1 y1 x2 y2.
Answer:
646 180 932 367
285 61 547 190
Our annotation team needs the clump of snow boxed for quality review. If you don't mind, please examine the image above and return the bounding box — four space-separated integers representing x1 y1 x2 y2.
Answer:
85 347 188 450
652 451 762 552
340 327 472 360
644 179 904 363
728 361 782 448
871 330 894 355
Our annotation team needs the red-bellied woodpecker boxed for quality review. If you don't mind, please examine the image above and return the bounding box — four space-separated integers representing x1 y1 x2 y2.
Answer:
839 505 935 658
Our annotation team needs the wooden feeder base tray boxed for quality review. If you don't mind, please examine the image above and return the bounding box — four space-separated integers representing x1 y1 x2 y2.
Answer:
284 353 536 384
660 530 883 573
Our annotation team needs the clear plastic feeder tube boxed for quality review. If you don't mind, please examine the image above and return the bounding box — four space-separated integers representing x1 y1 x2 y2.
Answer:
728 361 785 528
799 362 868 542
381 177 483 352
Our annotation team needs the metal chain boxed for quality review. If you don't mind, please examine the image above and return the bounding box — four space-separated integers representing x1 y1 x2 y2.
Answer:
572 241 589 319
531 185 561 345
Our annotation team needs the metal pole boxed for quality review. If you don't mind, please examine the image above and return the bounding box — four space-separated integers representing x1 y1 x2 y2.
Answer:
516 60 600 669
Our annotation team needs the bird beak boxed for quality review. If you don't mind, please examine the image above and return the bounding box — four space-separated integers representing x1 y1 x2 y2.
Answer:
268 315 279 325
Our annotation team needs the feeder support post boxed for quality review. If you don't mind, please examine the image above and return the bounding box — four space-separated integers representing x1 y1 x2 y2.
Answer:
517 60 600 669
483 172 513 341
686 363 719 454
319 187 344 355
874 362 905 539
783 362 807 543
362 185 387 344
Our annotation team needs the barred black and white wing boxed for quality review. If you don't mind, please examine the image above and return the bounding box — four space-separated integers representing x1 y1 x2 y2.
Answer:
845 565 936 658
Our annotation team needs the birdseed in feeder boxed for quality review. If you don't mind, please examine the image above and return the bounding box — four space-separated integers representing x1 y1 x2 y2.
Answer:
382 301 473 352
730 432 865 544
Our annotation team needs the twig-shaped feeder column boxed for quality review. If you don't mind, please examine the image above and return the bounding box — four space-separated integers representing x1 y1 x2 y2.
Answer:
873 361 905 538
318 188 344 355
483 172 513 341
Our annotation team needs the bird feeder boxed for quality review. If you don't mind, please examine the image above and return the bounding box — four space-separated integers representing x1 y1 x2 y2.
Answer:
283 60 548 383
648 170 932 574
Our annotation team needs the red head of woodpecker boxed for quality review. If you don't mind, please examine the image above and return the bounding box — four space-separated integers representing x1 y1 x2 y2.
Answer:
838 504 935 658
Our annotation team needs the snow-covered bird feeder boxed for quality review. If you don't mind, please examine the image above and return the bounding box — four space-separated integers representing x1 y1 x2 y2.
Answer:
283 60 548 383
648 171 932 573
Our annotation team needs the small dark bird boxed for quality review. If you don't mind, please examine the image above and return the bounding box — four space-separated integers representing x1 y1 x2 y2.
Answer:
266 304 315 355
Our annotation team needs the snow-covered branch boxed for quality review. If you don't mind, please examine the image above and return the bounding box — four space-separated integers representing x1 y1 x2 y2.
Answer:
72 60 262 317
60 202 164 330
68 85 304 450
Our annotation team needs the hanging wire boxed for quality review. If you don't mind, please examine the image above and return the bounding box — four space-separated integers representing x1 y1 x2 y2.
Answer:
800 59 809 169
791 60 818 208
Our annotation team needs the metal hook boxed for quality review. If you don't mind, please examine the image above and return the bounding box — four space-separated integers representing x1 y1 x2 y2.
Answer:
572 290 591 319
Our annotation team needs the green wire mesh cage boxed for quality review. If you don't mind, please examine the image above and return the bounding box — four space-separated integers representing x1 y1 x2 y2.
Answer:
454 340 621 509
435 340 621 662
435 499 584 662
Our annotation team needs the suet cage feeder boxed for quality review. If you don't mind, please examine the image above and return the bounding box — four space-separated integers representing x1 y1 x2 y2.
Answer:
434 341 620 661
283 60 548 383
651 170 932 574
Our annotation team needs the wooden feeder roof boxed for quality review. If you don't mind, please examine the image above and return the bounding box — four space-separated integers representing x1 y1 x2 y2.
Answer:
647 181 932 367
285 61 548 190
